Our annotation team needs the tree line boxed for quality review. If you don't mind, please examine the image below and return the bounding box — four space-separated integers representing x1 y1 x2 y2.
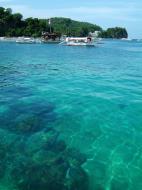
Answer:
0 7 128 38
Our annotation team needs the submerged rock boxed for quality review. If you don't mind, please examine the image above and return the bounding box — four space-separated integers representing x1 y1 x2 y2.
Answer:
11 157 89 190
0 111 89 190
0 101 57 135
14 114 42 134
65 148 87 166
0 129 18 179
0 160 6 179
0 145 6 179
11 136 89 190
25 129 59 154
65 166 89 190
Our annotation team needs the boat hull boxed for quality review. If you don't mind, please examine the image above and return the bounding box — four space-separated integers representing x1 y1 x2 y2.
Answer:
65 43 95 47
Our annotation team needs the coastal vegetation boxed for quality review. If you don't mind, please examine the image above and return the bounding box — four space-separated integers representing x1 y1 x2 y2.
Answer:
100 27 128 39
46 17 102 37
0 7 128 38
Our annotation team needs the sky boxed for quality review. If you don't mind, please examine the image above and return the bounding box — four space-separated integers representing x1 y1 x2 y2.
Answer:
0 0 142 38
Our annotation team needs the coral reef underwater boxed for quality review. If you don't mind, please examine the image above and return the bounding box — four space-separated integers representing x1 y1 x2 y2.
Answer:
0 101 89 190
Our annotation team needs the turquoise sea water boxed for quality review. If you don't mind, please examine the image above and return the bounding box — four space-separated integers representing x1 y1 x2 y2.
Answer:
0 40 142 190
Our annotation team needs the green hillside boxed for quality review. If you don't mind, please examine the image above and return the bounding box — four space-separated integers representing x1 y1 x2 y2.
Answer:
46 17 102 37
0 7 128 38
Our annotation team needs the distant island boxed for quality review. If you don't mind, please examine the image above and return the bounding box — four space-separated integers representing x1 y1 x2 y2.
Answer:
0 7 128 39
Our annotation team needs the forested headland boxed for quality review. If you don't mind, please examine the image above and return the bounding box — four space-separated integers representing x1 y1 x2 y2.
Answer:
0 7 128 38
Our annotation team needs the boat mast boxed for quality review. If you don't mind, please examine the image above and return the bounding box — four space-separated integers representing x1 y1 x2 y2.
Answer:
49 18 51 33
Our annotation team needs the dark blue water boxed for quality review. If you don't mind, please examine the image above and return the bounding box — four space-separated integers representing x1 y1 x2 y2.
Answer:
0 40 142 190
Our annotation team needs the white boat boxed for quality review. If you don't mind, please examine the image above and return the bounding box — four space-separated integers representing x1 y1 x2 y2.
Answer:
121 38 132 41
62 37 95 46
16 37 41 44
0 37 17 42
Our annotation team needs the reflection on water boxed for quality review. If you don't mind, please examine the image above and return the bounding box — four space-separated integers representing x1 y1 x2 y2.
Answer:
0 40 142 190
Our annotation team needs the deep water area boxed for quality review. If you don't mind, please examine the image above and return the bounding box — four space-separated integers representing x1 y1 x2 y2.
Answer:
0 40 142 190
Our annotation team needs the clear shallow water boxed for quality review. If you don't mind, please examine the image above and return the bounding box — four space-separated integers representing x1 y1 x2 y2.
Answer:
0 40 142 190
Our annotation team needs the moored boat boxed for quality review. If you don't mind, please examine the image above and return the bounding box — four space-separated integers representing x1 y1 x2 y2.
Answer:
41 32 61 44
16 37 41 44
61 36 95 46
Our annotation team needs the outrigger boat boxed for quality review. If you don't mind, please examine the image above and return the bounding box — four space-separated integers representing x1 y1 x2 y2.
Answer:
61 36 95 46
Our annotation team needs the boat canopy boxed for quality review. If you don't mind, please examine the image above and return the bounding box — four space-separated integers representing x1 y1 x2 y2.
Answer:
66 37 92 43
